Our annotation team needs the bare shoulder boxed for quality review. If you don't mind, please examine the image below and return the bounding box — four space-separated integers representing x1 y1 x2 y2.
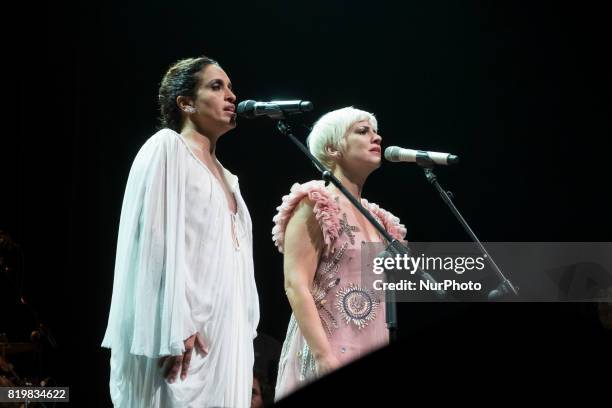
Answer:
285 196 324 251
289 196 317 223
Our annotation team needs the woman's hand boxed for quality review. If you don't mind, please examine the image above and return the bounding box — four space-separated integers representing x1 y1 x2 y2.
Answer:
158 333 207 383
314 353 340 376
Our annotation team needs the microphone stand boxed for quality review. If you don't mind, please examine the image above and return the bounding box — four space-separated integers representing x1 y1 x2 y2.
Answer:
416 155 519 299
277 120 445 342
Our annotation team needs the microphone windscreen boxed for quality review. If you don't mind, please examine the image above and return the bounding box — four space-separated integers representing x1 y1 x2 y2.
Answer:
299 101 314 112
447 155 460 165
236 100 256 118
384 146 401 162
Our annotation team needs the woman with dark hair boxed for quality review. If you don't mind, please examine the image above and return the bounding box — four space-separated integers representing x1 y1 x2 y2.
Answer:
102 56 260 407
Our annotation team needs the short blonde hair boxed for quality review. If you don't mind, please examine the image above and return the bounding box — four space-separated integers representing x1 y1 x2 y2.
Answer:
306 107 377 169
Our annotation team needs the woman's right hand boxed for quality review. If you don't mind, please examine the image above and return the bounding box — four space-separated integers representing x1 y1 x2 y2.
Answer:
314 353 341 376
158 333 207 383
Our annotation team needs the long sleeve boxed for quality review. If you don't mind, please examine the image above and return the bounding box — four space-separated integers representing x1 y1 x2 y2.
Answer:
105 129 260 407
102 129 188 358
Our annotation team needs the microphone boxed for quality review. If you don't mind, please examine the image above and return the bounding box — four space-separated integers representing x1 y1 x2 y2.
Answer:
385 146 459 166
236 100 314 119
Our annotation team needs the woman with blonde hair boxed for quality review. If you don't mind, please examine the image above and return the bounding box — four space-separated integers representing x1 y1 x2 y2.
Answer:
273 107 406 399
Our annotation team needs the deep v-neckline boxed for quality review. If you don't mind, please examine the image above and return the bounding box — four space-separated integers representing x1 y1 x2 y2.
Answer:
178 134 239 216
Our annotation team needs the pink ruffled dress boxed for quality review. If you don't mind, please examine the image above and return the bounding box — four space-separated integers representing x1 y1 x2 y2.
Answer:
272 180 407 400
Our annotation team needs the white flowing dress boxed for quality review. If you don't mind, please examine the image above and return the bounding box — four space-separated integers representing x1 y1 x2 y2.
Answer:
101 128 260 407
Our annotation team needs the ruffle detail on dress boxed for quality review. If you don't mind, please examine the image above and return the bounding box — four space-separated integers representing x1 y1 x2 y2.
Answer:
272 181 341 256
361 199 407 241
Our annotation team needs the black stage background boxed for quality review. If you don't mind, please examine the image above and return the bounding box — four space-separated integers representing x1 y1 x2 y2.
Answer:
2 0 611 405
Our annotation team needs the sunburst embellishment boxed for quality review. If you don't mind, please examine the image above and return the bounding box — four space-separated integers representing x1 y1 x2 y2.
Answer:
335 283 380 329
